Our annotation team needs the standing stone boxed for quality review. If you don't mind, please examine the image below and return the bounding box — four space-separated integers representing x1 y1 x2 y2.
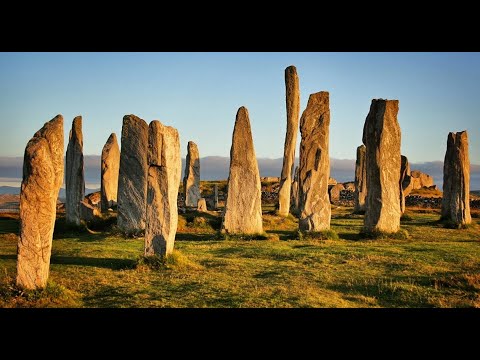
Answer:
354 145 367 213
213 184 219 209
441 131 471 226
145 121 181 257
278 65 300 217
298 92 331 231
197 198 207 212
362 99 402 234
101 133 120 212
399 155 410 214
290 166 299 214
65 116 84 225
117 114 149 235
183 141 201 207
222 107 263 234
17 115 64 290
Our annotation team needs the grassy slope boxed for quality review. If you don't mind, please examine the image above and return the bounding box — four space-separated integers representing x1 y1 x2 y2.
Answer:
0 207 479 308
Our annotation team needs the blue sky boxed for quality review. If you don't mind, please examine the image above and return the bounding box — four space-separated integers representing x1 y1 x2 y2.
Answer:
0 52 478 164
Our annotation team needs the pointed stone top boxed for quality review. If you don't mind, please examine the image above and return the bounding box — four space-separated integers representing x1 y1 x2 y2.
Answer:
187 140 198 148
357 144 366 151
70 116 83 146
107 132 117 143
33 114 63 140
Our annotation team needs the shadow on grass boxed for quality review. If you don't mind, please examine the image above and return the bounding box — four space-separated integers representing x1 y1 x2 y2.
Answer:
0 254 16 260
175 232 218 242
267 230 297 241
82 285 135 307
50 256 136 270
337 232 363 241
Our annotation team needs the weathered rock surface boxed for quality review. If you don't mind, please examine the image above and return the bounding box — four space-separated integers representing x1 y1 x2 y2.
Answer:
343 182 355 192
298 92 331 231
400 155 410 214
291 166 299 213
80 200 100 221
197 198 207 212
17 115 64 290
362 99 402 233
329 183 345 203
441 131 471 226
278 65 300 217
328 177 337 186
145 121 181 257
65 116 84 225
222 107 263 234
117 115 149 235
101 133 120 212
85 191 101 208
213 184 219 209
354 145 367 213
183 141 201 207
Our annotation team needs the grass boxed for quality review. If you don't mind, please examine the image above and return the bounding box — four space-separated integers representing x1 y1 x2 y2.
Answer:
1 205 480 308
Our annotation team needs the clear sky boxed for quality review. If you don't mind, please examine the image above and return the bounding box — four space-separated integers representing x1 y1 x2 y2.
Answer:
0 52 478 164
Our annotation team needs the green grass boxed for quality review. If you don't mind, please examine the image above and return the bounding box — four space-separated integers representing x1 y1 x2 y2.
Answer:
1 206 480 308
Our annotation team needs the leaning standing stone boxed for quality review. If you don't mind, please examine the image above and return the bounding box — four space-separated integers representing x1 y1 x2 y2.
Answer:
17 115 64 290
183 141 201 207
117 114 149 235
222 107 263 234
101 133 120 212
298 92 331 231
399 155 410 214
65 116 84 225
278 65 300 217
362 99 402 234
145 121 181 257
441 130 471 226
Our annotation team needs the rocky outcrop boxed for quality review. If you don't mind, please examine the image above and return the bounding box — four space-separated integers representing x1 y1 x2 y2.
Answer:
65 116 84 225
354 145 367 213
222 107 263 234
298 92 331 231
329 183 345 203
362 99 402 234
80 200 100 221
101 133 120 212
117 115 149 235
278 65 300 217
183 141 201 207
17 115 64 290
145 121 181 257
410 170 435 190
441 131 471 226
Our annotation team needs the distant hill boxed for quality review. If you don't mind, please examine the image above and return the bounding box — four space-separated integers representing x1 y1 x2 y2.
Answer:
1 156 479 190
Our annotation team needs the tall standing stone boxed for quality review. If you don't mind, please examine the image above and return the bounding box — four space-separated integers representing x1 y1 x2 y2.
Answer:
213 184 219 209
17 115 64 290
298 92 331 231
399 155 410 214
354 145 367 213
117 114 149 235
278 65 300 217
441 131 471 226
222 107 263 234
183 141 201 207
291 166 299 214
362 99 402 234
145 121 181 257
65 116 84 225
101 133 120 212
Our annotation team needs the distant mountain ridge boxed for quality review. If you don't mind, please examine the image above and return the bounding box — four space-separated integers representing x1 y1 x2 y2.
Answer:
1 156 479 192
